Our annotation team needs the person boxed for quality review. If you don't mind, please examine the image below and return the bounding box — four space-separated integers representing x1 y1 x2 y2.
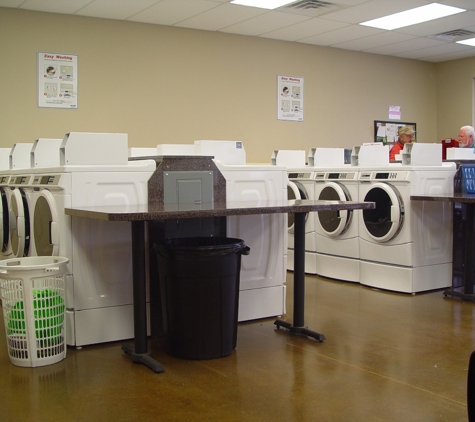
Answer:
458 125 475 148
389 126 415 161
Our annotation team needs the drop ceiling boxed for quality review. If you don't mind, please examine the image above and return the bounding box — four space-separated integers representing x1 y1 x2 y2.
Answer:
2 0 475 62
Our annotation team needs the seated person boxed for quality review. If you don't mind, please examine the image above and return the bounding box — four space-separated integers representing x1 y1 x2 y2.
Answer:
389 126 415 161
458 126 475 148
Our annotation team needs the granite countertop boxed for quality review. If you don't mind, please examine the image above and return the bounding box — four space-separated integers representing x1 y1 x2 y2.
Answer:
411 193 475 203
65 199 375 222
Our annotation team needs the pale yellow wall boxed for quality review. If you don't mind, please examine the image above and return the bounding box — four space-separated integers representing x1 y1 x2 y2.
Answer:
0 8 439 163
436 57 475 141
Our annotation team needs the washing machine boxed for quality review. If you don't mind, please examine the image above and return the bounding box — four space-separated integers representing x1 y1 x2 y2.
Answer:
358 162 456 293
287 168 318 274
0 148 13 260
314 166 360 282
6 143 34 258
29 132 158 347
215 160 288 322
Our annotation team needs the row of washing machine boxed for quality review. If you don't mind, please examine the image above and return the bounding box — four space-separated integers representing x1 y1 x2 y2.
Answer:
0 135 288 347
282 144 456 294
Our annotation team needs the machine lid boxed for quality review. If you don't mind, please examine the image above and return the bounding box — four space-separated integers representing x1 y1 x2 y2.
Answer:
0 188 9 253
361 182 404 243
287 180 309 232
316 182 352 237
33 190 60 257
9 188 30 257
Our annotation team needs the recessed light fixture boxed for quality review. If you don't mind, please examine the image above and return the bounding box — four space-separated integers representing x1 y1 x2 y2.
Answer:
230 0 296 10
360 3 465 31
457 38 475 47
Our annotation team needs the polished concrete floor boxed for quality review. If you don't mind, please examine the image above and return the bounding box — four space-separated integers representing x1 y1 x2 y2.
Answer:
0 273 473 422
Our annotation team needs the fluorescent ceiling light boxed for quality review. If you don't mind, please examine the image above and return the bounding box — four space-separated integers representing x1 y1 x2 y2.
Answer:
230 0 296 10
457 38 475 47
360 3 465 31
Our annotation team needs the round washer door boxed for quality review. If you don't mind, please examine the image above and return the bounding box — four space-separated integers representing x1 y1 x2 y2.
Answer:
10 188 30 257
316 182 352 237
361 182 404 243
33 190 60 256
287 180 309 232
0 188 10 255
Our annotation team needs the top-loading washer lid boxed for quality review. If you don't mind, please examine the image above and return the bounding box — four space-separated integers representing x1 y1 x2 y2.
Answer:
316 182 352 237
0 188 10 253
9 188 30 257
33 190 59 257
287 180 309 232
362 182 404 243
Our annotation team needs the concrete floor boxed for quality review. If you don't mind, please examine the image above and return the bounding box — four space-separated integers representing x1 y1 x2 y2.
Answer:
0 272 473 421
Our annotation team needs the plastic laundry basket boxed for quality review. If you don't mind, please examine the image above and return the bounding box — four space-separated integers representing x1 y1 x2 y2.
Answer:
0 256 69 367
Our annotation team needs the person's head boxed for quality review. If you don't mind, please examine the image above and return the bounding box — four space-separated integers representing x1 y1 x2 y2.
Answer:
458 126 475 148
398 126 415 145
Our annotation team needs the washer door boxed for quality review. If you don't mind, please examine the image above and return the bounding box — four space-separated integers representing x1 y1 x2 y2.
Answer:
362 182 404 243
0 188 10 255
10 188 30 257
33 190 60 256
316 182 352 237
287 180 309 232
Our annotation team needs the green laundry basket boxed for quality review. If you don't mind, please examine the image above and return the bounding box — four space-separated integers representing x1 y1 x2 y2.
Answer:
0 256 69 367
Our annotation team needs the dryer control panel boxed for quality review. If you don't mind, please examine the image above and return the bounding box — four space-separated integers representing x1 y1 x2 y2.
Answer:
359 171 410 181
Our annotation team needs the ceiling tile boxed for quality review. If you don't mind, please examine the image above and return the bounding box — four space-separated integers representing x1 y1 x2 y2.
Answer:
127 0 219 26
220 10 310 37
394 42 473 59
76 0 160 20
333 31 417 51
16 0 92 14
175 3 267 31
299 24 383 46
363 37 444 55
262 17 349 42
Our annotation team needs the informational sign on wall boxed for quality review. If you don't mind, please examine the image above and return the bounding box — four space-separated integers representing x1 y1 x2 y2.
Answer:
388 105 401 120
277 75 303 122
37 52 78 109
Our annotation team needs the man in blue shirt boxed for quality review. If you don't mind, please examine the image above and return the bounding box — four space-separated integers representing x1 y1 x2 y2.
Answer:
458 126 475 148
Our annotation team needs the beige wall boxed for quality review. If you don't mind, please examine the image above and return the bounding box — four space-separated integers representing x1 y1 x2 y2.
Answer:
436 57 475 141
0 8 445 163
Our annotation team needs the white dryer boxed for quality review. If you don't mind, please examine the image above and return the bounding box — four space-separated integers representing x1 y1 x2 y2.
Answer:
287 168 317 274
0 148 13 260
358 163 456 293
215 161 288 322
28 132 157 347
314 166 360 282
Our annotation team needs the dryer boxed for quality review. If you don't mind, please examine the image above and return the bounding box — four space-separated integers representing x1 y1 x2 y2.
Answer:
287 168 317 274
0 148 12 260
314 166 360 282
358 163 456 293
29 132 158 347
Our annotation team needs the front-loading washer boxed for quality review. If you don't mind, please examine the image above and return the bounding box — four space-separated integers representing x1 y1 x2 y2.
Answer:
0 148 13 260
358 162 456 293
27 132 158 347
287 168 317 274
314 166 360 282
215 161 288 322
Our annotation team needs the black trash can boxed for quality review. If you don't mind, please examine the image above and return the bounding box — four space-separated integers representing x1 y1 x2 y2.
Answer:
154 237 250 360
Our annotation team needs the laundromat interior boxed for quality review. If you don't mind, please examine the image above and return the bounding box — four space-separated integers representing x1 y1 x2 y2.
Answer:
1 2 475 421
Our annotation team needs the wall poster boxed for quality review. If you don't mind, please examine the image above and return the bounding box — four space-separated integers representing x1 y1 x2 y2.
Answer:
277 75 303 122
37 52 78 109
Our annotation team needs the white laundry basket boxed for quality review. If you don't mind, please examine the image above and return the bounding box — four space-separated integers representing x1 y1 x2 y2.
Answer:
0 256 69 367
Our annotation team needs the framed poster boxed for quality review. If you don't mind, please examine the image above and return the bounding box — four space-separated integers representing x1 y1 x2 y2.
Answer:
374 120 416 147
38 52 78 109
277 75 303 122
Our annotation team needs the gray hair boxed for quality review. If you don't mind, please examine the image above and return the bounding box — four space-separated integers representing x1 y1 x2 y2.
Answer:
461 126 475 140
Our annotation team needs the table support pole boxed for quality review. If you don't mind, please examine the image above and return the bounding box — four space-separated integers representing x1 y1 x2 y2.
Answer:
275 212 326 341
444 203 475 301
122 220 165 373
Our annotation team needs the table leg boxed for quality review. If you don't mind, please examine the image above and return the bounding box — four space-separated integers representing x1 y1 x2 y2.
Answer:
122 220 165 373
444 203 475 301
274 212 326 341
